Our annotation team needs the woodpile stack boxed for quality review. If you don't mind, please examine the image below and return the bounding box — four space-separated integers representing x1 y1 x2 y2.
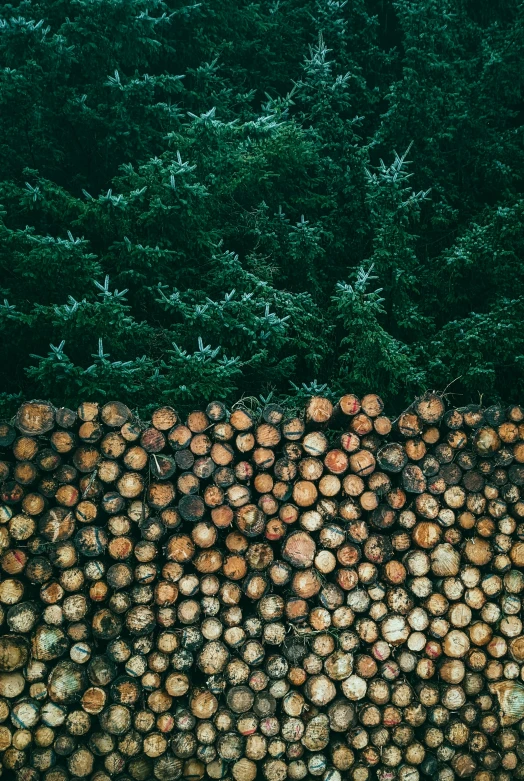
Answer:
0 393 524 781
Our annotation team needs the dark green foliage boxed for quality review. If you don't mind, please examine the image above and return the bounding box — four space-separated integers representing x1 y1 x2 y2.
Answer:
0 0 523 416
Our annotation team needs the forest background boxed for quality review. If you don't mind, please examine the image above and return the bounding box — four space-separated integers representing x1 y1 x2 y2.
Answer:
0 0 523 417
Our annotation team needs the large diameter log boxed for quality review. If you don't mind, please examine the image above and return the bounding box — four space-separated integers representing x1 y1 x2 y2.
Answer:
0 636 28 671
306 397 333 424
489 681 524 725
101 401 131 427
0 673 25 698
282 531 316 569
15 401 55 435
48 661 87 704
304 675 336 706
377 444 408 473
414 393 445 424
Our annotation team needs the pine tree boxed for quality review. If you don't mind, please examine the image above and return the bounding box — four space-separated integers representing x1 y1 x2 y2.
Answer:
0 0 523 416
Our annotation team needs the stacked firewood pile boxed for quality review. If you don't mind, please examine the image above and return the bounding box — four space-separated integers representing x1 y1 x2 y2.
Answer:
0 393 524 781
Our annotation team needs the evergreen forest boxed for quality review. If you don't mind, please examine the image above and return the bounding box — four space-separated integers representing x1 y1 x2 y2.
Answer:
1 0 524 416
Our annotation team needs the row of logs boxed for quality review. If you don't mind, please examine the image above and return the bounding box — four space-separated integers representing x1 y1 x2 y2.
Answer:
0 394 524 781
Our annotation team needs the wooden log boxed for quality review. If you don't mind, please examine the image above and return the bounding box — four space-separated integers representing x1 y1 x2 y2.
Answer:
15 401 55 436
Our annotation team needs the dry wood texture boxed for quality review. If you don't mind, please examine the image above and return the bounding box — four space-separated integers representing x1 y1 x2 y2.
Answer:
0 394 523 781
